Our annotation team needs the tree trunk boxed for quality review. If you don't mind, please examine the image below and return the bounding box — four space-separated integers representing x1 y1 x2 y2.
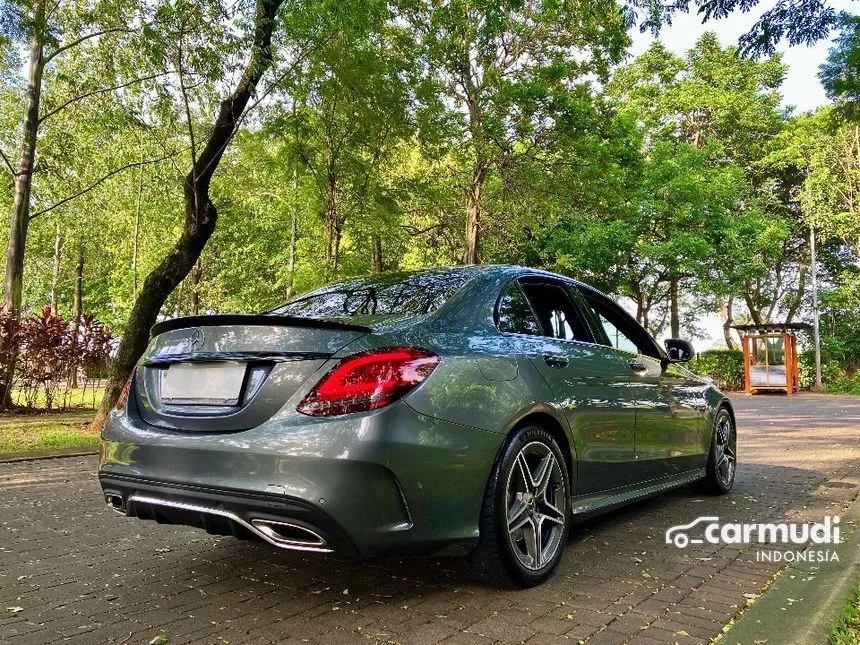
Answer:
635 291 645 325
371 234 382 273
132 160 144 299
284 165 298 299
721 296 738 350
669 276 680 338
332 225 342 278
0 0 45 408
744 293 764 326
92 0 285 432
68 248 83 389
173 281 183 317
50 224 62 315
785 263 808 323
190 258 202 315
323 170 339 279
4 0 45 315
465 164 485 265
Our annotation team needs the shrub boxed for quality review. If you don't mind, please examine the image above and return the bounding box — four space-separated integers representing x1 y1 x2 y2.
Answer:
688 349 744 391
1 308 115 411
0 308 22 400
77 314 115 379
799 349 860 394
17 307 71 410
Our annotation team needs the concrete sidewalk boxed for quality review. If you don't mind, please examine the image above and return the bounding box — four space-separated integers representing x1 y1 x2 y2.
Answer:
721 492 860 645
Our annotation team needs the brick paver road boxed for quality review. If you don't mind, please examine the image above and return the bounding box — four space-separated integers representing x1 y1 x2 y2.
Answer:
1 394 859 645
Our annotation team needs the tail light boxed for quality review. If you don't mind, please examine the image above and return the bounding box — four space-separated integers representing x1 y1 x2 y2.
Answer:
115 375 133 411
297 347 439 416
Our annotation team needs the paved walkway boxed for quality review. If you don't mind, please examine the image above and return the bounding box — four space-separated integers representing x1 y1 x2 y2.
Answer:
1 394 858 645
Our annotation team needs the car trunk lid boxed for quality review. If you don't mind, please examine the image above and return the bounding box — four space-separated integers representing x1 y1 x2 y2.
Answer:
134 315 369 432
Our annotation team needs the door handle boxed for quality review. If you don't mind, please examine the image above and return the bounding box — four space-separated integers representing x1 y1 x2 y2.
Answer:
542 352 569 368
628 360 648 373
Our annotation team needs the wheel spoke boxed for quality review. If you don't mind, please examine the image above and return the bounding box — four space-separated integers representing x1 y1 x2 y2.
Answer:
523 516 542 568
537 508 565 526
534 453 556 498
516 452 534 491
508 497 530 534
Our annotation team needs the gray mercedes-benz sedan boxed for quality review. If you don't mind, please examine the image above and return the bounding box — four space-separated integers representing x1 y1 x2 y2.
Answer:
100 265 736 587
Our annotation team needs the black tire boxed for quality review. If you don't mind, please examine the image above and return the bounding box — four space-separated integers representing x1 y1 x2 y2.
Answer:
693 406 736 495
466 424 570 588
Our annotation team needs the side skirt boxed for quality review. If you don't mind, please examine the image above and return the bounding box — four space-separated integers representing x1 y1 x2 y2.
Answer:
569 468 706 522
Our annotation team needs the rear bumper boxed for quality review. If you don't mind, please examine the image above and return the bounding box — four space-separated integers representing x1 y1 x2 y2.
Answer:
99 473 359 554
99 400 503 557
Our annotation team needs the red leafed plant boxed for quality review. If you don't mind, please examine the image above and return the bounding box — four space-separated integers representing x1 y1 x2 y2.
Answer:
0 307 23 404
72 314 116 409
1 307 115 411
77 314 115 379
18 307 72 410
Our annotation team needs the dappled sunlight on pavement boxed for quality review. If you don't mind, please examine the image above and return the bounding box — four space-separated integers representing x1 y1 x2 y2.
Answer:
0 394 858 644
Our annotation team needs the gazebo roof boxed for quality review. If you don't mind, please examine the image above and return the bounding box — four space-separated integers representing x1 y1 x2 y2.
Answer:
731 322 812 334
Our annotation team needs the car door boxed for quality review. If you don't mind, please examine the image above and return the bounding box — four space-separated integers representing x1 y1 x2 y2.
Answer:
496 278 636 494
574 286 703 481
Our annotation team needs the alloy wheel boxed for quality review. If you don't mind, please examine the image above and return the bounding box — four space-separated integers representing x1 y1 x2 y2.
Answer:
505 441 567 570
714 412 736 488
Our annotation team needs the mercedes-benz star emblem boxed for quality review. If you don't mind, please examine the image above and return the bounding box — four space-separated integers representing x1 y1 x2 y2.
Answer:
188 328 205 352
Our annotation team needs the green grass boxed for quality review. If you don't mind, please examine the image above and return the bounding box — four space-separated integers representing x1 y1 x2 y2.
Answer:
0 417 99 459
10 385 105 410
829 583 860 645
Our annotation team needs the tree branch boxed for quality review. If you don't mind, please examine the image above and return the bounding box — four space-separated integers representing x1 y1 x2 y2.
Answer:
195 38 320 181
177 21 198 169
0 147 16 176
28 152 178 219
402 223 442 236
44 27 134 65
39 72 170 124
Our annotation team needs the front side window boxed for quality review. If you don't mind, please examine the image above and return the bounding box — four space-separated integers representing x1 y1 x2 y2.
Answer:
577 288 659 358
596 314 641 355
497 283 541 335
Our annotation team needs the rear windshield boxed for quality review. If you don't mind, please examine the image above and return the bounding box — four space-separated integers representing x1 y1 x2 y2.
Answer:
269 270 474 320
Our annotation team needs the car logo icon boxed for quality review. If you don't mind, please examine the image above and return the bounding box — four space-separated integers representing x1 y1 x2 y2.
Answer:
188 328 205 352
665 516 720 548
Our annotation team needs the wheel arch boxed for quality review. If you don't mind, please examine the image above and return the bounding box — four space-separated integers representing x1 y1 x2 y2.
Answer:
710 395 736 428
722 399 736 426
507 408 575 487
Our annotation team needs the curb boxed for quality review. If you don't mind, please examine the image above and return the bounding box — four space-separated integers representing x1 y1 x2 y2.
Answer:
720 494 860 645
0 449 99 463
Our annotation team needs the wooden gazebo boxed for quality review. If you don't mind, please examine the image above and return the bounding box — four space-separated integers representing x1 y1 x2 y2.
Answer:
731 323 811 395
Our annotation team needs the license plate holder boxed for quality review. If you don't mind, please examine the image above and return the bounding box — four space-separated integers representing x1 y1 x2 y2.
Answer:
161 361 247 405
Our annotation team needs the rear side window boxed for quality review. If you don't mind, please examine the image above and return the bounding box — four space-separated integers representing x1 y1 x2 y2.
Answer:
271 271 472 319
497 283 541 335
518 281 595 343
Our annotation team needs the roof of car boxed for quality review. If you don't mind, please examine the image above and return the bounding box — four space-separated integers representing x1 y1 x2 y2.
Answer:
282 265 591 304
369 264 583 282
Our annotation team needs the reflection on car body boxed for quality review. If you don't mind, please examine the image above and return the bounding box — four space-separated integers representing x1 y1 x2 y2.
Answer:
100 265 736 587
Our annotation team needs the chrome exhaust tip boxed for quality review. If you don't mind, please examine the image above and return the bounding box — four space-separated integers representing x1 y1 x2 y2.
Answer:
104 493 126 515
250 519 328 549
124 494 333 553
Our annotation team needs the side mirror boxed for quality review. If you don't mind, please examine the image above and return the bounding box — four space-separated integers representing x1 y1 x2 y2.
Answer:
664 338 695 363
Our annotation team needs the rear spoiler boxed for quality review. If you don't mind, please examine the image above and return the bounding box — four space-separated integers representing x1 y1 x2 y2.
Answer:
150 314 371 337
